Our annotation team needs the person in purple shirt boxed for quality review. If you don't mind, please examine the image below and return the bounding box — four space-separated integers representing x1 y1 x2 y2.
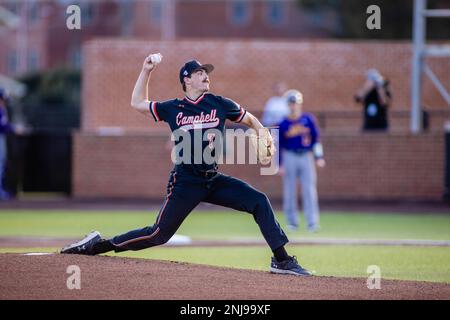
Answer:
0 89 15 200
279 89 325 232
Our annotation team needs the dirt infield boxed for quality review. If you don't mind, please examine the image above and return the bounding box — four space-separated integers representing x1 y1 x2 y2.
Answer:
1 254 449 300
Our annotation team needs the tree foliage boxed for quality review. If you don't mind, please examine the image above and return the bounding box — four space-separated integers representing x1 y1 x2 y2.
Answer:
18 68 81 130
298 0 450 39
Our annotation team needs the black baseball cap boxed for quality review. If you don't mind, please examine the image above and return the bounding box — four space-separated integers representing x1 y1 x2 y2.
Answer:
179 60 214 84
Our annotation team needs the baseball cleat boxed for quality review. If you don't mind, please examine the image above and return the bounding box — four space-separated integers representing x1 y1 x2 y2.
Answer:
286 224 299 232
270 256 313 276
60 231 101 255
307 225 321 233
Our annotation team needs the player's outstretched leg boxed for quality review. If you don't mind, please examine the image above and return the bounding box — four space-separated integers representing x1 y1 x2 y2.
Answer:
61 170 207 255
205 173 312 276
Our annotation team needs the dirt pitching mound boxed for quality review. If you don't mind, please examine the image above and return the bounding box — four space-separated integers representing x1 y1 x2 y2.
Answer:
0 254 448 300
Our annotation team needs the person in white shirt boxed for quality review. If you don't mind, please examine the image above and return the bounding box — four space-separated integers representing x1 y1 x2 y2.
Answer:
262 81 290 127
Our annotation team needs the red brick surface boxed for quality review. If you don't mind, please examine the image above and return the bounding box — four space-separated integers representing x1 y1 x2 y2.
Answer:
81 39 449 133
73 132 445 201
74 39 449 200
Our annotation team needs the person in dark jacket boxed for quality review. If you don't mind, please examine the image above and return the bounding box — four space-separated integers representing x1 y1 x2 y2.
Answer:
354 69 392 131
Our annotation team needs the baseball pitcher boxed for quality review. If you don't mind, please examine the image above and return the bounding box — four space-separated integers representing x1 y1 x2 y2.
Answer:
61 54 312 276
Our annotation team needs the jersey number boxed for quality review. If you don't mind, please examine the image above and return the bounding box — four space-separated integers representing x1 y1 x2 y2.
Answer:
207 133 216 150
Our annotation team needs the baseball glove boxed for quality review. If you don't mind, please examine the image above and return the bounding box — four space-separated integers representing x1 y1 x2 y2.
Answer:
249 128 276 165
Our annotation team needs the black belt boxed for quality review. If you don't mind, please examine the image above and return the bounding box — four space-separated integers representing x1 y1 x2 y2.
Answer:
289 149 310 155
177 164 218 179
200 169 218 179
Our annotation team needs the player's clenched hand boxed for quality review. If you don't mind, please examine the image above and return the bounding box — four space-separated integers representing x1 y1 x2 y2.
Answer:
143 53 162 72
263 128 276 157
250 127 276 165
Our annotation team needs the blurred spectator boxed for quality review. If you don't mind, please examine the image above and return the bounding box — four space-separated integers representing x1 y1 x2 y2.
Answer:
279 89 325 233
262 81 290 127
0 88 29 201
0 88 25 200
354 69 392 131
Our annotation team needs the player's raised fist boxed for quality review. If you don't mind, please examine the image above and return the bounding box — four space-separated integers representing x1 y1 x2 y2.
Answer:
143 53 162 71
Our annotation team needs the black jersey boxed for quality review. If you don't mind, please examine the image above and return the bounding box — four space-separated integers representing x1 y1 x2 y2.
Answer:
149 92 247 171
363 87 389 130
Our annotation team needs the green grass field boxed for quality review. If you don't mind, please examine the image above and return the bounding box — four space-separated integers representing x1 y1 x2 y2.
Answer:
0 210 449 283
1 210 449 240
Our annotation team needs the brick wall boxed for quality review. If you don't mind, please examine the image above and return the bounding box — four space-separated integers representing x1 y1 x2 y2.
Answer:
73 132 445 201
82 39 450 133
74 39 449 201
